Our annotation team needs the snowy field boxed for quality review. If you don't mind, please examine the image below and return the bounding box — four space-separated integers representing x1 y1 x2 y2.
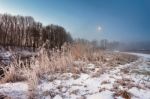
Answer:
0 52 150 99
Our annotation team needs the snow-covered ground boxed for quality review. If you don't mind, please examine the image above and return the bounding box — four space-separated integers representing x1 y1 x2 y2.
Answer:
0 53 150 99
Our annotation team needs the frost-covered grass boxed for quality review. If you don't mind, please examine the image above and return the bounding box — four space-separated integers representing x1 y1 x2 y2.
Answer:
0 54 150 99
0 44 142 99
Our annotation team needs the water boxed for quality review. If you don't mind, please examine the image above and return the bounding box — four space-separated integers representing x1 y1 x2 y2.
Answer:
128 49 150 54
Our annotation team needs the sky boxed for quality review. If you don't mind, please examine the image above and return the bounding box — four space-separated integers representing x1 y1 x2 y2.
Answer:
0 0 150 42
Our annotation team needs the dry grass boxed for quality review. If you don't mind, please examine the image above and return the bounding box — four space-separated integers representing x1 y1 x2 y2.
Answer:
113 90 131 99
101 80 111 85
27 70 39 99
0 43 138 83
0 66 27 83
70 43 106 62
71 43 137 66
0 42 138 98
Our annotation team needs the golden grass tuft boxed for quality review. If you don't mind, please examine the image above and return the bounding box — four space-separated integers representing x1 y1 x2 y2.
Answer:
0 66 27 83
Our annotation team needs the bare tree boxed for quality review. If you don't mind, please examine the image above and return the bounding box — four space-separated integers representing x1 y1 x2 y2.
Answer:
0 14 73 50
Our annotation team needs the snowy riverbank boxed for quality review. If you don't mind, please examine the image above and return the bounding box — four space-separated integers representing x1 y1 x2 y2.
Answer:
0 52 150 99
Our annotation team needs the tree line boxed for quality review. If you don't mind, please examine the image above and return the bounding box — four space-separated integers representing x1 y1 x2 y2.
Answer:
74 38 120 50
0 14 72 50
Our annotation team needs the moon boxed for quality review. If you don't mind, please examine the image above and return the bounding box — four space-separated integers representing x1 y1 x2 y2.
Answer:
97 26 102 32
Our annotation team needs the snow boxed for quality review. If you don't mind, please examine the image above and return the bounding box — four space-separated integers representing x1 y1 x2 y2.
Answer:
0 51 12 58
87 90 114 99
0 52 150 99
0 51 12 65
53 95 63 99
129 87 150 99
0 82 28 99
127 52 150 59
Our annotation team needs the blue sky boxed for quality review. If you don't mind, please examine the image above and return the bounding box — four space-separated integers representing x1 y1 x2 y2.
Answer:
0 0 150 42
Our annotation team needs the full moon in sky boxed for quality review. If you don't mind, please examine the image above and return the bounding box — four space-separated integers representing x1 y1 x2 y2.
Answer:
97 26 102 32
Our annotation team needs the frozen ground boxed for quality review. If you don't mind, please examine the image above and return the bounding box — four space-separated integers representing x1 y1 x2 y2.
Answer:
0 53 150 99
